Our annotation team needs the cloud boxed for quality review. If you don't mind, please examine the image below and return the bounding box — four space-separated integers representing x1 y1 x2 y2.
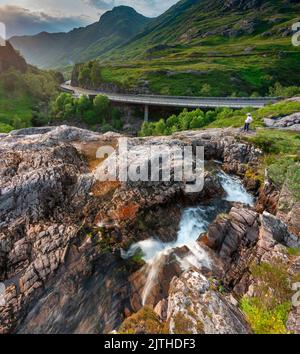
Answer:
83 0 178 17
0 5 90 37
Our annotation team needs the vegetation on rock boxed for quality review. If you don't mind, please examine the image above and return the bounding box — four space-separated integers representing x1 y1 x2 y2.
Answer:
240 261 298 334
118 307 164 334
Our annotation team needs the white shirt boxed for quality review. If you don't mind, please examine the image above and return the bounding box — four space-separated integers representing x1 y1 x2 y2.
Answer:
245 116 253 124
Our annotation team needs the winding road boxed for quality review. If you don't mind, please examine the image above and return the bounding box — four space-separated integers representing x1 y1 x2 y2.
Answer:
60 82 278 121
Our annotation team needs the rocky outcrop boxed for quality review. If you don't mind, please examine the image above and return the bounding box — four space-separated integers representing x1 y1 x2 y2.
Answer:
167 270 250 334
2 125 296 334
222 0 262 11
200 202 300 333
264 113 300 131
205 207 259 261
0 126 258 333
260 211 300 249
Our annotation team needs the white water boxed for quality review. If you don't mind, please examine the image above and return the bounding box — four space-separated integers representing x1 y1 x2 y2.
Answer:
219 171 254 206
122 172 254 305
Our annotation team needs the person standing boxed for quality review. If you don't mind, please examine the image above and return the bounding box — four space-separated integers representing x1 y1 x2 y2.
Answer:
244 113 253 132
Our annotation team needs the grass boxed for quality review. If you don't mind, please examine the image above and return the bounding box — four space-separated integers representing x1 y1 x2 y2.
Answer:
287 247 300 257
243 129 300 200
257 101 300 119
0 86 33 132
95 36 300 97
240 297 291 334
240 261 294 334
0 67 61 133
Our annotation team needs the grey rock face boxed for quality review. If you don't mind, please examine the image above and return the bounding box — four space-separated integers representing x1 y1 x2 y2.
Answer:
206 207 259 261
167 270 250 334
0 125 285 334
264 113 300 131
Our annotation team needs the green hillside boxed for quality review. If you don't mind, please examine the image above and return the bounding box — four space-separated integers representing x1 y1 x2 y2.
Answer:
74 0 300 97
10 6 151 69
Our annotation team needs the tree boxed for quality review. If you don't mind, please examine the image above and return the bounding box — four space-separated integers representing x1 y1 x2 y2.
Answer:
83 109 98 125
64 103 75 120
78 63 91 85
93 95 110 121
166 114 179 128
91 61 102 87
155 119 167 136
77 95 92 117
190 116 204 129
112 108 123 130
200 83 212 96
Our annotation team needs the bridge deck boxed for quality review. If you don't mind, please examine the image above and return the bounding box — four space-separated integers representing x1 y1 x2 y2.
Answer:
60 84 278 109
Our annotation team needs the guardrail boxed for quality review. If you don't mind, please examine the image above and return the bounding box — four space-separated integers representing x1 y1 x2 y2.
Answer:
59 84 279 108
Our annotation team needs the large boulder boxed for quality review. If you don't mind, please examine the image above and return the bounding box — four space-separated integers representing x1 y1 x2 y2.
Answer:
205 207 259 261
167 270 250 334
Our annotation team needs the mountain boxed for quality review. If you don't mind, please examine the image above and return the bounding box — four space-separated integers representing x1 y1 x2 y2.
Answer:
116 0 300 58
10 0 300 97
71 0 300 97
0 41 27 73
10 6 151 69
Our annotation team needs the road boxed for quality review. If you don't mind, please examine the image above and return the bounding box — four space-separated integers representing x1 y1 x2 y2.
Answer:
60 82 278 121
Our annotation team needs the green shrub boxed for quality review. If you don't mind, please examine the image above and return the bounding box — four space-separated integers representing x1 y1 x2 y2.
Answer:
240 261 293 334
240 298 291 334
269 82 300 98
0 122 14 133
83 110 98 125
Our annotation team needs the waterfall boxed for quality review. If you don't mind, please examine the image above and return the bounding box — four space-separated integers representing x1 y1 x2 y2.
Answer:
122 171 254 305
219 171 254 206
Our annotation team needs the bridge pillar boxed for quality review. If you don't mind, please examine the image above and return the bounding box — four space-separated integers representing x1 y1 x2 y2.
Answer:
144 105 149 122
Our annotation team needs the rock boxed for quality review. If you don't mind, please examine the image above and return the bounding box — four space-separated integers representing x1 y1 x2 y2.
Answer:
206 207 259 261
287 307 300 334
154 299 168 321
264 113 300 131
256 180 279 214
167 270 250 334
0 125 267 334
276 181 300 237
260 212 300 249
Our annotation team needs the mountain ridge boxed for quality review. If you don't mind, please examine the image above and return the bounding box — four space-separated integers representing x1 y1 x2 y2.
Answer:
10 6 151 69
0 40 27 73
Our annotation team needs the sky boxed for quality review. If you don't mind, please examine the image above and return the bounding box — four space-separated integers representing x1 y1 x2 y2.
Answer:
0 0 178 38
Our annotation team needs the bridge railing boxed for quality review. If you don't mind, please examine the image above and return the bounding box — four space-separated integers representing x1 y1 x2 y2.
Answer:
134 94 280 102
59 84 280 104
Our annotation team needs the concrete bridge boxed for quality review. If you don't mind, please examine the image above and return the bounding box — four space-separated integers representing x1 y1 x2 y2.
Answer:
60 83 278 122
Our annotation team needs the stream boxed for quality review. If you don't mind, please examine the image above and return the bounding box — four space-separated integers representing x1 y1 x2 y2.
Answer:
123 171 255 305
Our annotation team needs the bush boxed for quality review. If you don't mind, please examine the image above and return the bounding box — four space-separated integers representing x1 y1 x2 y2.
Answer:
83 109 98 125
240 298 291 334
0 123 14 133
93 95 110 119
118 307 163 334
269 82 300 98
139 108 217 136
50 92 123 129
